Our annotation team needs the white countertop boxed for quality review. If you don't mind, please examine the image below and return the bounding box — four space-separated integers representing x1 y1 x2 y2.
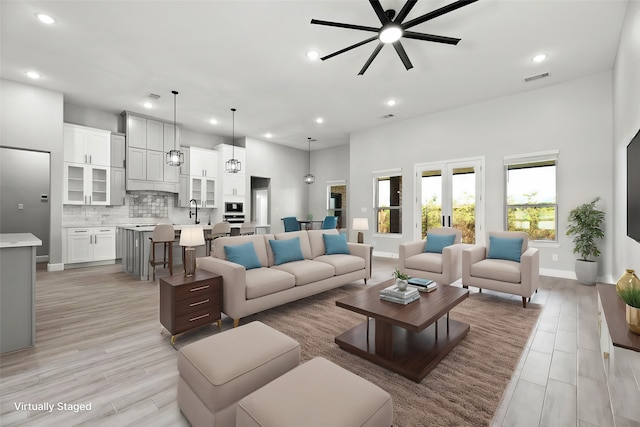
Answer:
119 224 214 232
0 233 43 248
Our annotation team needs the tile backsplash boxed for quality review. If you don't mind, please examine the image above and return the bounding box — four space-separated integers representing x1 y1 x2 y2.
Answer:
129 192 168 218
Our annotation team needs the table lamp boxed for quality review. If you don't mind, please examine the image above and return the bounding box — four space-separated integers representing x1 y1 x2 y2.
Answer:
352 218 369 244
180 226 204 277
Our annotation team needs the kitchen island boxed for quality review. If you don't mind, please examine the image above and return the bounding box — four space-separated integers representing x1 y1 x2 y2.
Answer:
0 233 42 353
120 225 212 280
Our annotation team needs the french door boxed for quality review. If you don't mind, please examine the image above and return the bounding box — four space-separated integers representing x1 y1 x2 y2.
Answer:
415 158 484 244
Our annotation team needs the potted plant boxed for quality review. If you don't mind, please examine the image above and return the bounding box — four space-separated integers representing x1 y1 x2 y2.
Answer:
565 197 605 285
393 269 410 291
618 286 640 335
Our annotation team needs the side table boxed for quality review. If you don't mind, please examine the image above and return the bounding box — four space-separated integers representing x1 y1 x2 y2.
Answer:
159 269 222 344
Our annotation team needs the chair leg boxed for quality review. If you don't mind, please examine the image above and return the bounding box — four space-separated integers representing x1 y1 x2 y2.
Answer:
522 297 527 308
168 243 173 276
233 318 240 328
462 285 468 289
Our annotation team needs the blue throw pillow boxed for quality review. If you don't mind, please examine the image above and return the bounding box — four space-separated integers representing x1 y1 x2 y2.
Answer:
269 237 305 265
224 242 262 270
487 236 524 262
323 233 350 255
424 233 456 254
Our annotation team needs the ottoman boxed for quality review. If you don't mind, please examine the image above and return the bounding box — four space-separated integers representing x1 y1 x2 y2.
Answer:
236 357 393 427
177 321 300 427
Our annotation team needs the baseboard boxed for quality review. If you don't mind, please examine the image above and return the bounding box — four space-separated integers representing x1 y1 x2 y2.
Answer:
47 263 64 272
64 260 116 270
36 255 49 263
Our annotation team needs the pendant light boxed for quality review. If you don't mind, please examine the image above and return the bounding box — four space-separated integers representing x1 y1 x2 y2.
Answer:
166 90 184 167
225 108 241 173
303 137 315 184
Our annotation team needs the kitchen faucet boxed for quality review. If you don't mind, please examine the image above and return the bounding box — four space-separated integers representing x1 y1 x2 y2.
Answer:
189 199 200 224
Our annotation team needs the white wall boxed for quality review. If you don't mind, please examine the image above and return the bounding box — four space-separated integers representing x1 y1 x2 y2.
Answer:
613 1 640 277
308 145 349 221
1 79 64 269
244 137 309 233
349 72 614 281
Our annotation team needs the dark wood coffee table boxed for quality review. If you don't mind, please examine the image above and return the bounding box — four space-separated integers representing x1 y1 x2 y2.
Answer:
335 280 470 382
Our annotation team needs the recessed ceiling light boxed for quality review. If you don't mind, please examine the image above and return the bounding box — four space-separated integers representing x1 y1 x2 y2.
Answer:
265 133 273 138
315 117 324 124
532 54 547 63
306 50 319 60
143 102 153 109
25 71 41 79
386 99 397 107
209 118 218 125
36 13 55 24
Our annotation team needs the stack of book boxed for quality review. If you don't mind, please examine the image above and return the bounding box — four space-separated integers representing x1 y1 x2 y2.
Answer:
408 277 437 292
380 284 420 304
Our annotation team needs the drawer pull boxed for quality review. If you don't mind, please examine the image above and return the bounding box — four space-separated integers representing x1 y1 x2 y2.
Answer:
190 299 209 307
190 313 209 322
190 285 210 292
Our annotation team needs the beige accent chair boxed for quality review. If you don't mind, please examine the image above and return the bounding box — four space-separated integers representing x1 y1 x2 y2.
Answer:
399 227 466 285
462 231 540 308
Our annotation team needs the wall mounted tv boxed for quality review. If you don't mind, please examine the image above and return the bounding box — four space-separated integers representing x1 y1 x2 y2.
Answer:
628 128 640 243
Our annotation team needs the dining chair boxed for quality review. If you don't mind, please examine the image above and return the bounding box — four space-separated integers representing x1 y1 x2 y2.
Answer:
321 216 338 229
282 217 300 232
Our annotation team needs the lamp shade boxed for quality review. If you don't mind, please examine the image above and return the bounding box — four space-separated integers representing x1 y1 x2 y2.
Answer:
352 218 369 231
179 226 205 247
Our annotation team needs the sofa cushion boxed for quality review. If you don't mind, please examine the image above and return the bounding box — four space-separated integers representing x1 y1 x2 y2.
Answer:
487 236 524 262
269 237 305 265
271 260 335 286
213 235 269 267
224 242 262 270
323 233 350 255
245 268 296 299
424 233 456 254
273 231 313 260
307 229 339 258
470 258 521 283
405 252 443 274
314 254 364 276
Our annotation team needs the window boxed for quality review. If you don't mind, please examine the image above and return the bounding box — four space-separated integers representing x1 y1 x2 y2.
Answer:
375 172 402 234
505 152 558 241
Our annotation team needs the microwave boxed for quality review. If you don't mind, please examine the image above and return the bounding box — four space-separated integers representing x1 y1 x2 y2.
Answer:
225 202 244 213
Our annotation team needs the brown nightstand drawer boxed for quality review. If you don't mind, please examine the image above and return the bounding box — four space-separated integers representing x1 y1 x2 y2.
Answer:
159 270 223 343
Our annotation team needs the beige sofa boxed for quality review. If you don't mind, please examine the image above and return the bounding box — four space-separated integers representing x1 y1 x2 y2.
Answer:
196 229 371 326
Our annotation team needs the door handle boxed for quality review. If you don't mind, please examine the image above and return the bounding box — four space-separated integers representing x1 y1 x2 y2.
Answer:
448 216 451 227
442 215 445 227
95 235 98 244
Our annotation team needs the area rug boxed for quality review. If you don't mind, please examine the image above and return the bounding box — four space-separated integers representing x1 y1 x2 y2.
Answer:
243 284 541 427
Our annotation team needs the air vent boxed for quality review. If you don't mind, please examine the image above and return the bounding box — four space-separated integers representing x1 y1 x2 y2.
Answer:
524 72 550 82
147 93 161 99
379 114 395 119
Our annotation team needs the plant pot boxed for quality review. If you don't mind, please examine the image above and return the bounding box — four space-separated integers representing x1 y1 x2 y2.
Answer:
575 259 598 285
396 279 408 291
626 304 640 335
616 269 640 296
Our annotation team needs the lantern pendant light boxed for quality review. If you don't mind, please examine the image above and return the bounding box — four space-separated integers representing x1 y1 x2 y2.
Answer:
225 108 241 173
303 137 315 184
166 90 184 167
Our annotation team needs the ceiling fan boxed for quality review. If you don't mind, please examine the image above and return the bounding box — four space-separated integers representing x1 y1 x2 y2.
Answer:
311 0 478 75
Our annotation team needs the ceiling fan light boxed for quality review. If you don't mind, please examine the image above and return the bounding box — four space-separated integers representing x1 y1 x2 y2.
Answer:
379 24 402 44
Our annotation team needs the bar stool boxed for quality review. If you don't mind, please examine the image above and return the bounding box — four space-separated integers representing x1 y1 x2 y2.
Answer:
205 222 231 256
239 222 256 235
149 223 175 281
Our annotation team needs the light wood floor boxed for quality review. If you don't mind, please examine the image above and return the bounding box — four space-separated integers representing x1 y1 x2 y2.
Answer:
0 259 614 426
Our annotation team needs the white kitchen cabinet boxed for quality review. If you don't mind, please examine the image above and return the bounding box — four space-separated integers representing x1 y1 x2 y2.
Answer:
146 150 164 182
190 177 216 208
178 175 190 208
64 163 110 205
223 173 246 197
64 123 111 166
66 227 116 264
146 119 164 151
127 115 146 148
190 147 218 177
126 147 146 181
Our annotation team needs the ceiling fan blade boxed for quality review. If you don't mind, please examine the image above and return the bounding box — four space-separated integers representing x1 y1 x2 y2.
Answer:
394 0 418 24
369 0 390 24
403 31 461 45
392 41 413 71
403 0 478 30
311 19 379 34
358 43 384 75
321 36 379 61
